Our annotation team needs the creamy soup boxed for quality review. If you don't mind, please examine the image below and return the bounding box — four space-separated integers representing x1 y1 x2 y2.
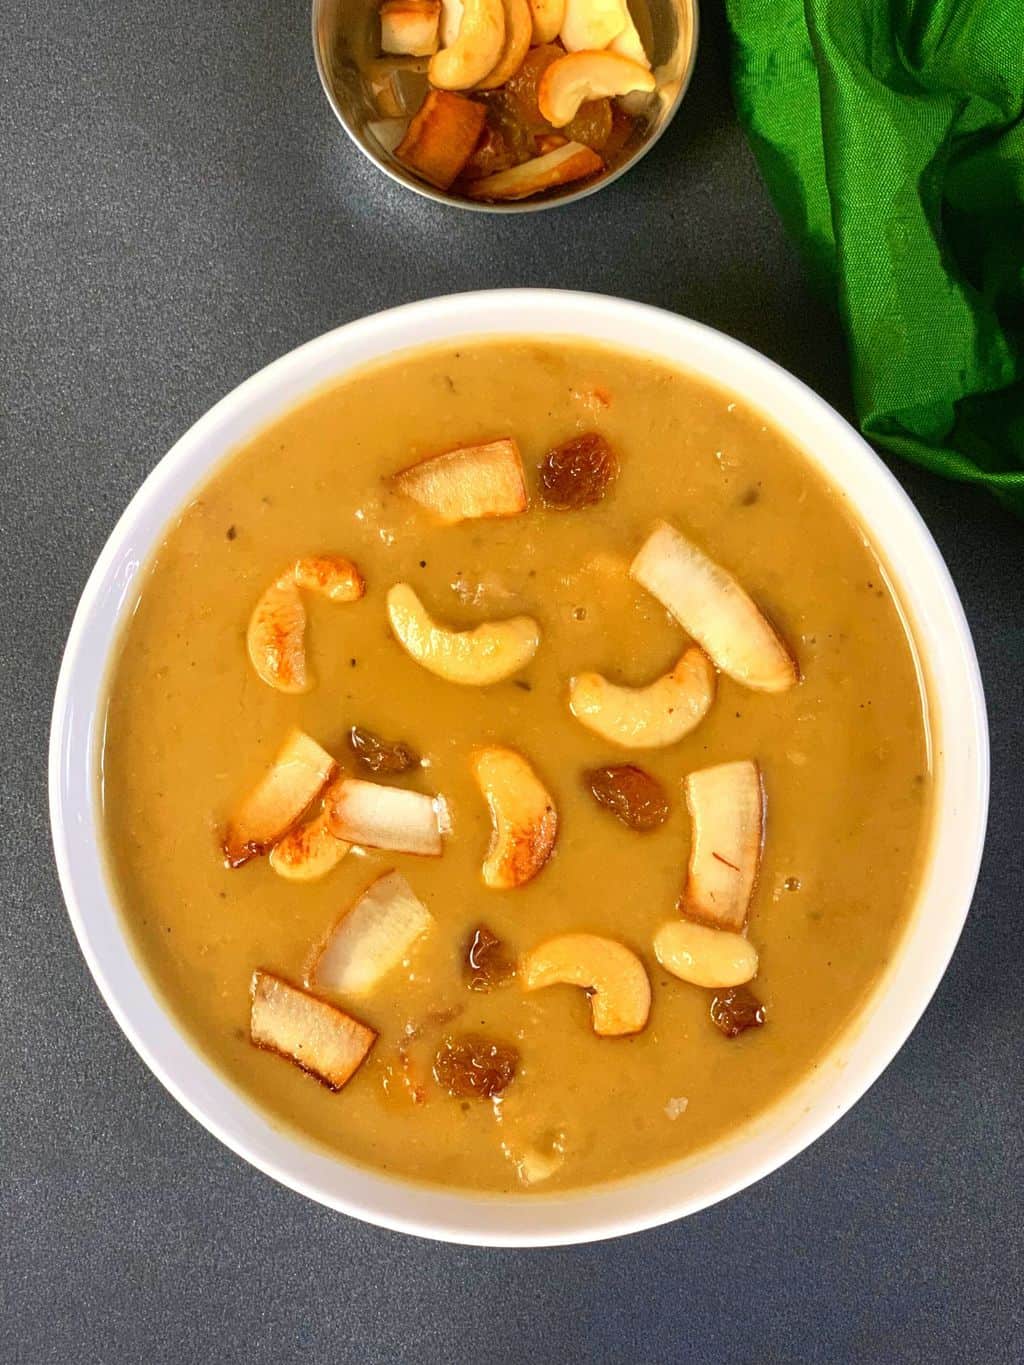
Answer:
100 339 931 1194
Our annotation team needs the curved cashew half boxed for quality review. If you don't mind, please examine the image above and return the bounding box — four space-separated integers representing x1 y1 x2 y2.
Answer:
476 0 533 89
429 0 505 90
538 51 654 127
247 554 365 693
472 746 558 888
269 777 350 882
569 645 715 748
523 933 650 1035
387 582 539 685
653 919 758 988
527 0 564 43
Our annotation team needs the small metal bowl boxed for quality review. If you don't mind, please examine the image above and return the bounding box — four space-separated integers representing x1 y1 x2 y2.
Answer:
312 0 698 212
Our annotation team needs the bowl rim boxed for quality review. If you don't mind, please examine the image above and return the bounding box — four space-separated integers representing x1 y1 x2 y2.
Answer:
310 0 701 214
49 289 989 1246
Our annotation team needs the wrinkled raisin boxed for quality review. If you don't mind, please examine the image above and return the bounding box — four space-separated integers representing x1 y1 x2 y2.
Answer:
585 765 669 831
348 725 419 775
539 433 618 509
564 98 613 152
460 124 517 181
465 925 514 992
433 1034 519 1099
710 986 766 1038
500 44 563 134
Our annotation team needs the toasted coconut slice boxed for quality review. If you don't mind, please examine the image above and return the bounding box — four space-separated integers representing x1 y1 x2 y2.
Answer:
472 746 557 888
681 760 763 931
391 437 527 523
630 520 798 693
396 89 487 188
327 778 444 855
293 554 365 602
248 555 366 693
523 933 650 1036
463 140 602 200
387 583 539 685
654 919 759 989
608 6 649 66
476 0 533 89
429 0 505 90
247 575 308 694
250 971 376 1090
527 0 565 43
380 0 441 55
569 645 715 749
538 50 655 126
310 870 434 997
223 730 336 869
269 778 350 882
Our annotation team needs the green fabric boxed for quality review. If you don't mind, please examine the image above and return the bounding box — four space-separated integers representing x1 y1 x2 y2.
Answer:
723 0 1024 516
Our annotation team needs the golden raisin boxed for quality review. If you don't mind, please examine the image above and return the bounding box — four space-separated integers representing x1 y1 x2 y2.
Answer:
501 44 563 134
564 98 613 151
585 765 669 831
710 986 766 1038
433 1034 519 1098
539 433 618 509
464 925 514 991
480 96 536 163
348 725 419 775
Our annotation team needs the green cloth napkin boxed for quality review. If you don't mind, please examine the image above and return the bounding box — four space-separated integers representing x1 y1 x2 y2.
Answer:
723 0 1024 516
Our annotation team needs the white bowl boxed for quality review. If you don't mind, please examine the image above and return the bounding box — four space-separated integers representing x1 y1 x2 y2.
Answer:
50 290 988 1247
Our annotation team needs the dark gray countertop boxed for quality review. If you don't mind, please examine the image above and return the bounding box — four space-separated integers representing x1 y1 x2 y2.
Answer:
2 2 1021 1361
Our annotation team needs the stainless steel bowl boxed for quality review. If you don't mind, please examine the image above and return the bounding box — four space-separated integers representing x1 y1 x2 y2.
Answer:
312 0 699 212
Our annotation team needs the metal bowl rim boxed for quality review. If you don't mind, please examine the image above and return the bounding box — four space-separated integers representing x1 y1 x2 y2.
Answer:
310 0 700 213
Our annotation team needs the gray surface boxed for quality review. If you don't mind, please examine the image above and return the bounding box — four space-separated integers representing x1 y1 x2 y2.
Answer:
2 1 1022 1361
